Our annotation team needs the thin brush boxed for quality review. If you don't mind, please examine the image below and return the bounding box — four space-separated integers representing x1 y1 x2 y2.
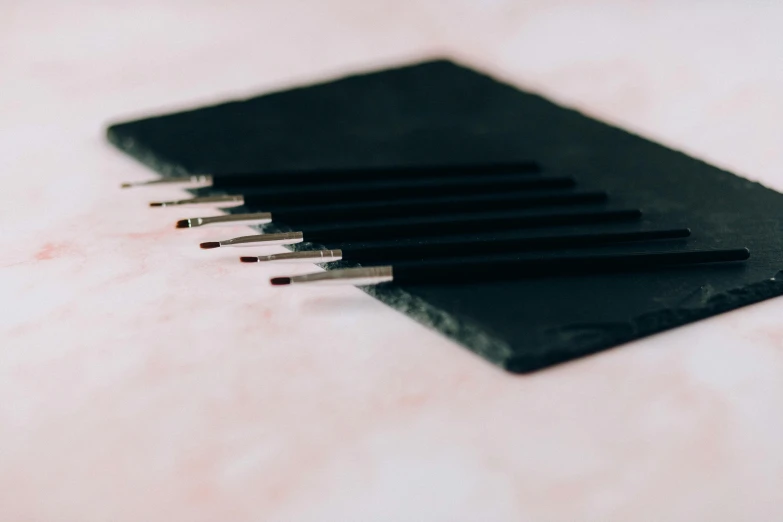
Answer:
149 174 574 207
200 208 643 249
149 195 243 208
239 228 691 264
175 213 272 229
199 232 303 249
122 161 540 189
270 248 751 286
175 190 608 229
121 175 213 189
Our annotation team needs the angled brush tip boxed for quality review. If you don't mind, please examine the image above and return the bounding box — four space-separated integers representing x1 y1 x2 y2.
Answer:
120 183 132 189
270 277 291 286
239 256 259 263
200 242 220 249
175 219 190 229
149 202 164 207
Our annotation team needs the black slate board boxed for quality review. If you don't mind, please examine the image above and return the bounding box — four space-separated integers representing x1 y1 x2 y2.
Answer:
107 59 783 373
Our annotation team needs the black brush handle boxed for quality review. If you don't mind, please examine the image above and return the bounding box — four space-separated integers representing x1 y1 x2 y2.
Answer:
392 248 751 284
271 191 607 225
340 228 691 263
305 208 643 243
211 161 540 188
241 175 574 207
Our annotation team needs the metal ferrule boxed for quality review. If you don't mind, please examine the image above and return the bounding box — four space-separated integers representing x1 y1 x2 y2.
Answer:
288 266 394 286
219 232 304 247
256 250 343 263
151 195 244 207
122 175 213 189
185 212 272 227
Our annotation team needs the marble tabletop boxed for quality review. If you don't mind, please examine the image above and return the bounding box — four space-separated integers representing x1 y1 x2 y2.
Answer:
2 1 782 520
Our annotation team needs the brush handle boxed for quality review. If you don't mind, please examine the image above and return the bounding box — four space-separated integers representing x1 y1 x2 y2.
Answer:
272 191 607 225
305 208 642 243
391 249 751 284
211 161 540 189
340 228 691 263
241 174 573 207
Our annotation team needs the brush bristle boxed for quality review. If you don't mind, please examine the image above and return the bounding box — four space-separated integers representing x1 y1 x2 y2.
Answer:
270 277 291 286
175 219 190 229
200 242 220 249
239 256 259 263
149 202 164 207
120 183 132 189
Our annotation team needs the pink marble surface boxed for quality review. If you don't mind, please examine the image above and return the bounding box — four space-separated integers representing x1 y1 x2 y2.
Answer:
2 1 783 520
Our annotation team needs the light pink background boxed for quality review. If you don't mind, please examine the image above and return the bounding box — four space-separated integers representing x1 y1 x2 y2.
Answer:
2 1 783 520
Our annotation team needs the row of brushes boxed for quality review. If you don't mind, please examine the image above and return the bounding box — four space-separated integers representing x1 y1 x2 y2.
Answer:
124 161 750 286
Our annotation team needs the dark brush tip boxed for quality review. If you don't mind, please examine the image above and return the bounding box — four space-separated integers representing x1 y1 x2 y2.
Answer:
149 202 164 207
270 277 291 286
239 256 259 263
200 242 220 249
175 220 190 229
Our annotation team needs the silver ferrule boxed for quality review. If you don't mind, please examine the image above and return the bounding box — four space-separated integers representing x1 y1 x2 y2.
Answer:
288 266 394 286
122 175 213 189
151 195 244 207
257 249 343 263
184 212 272 228
219 231 304 247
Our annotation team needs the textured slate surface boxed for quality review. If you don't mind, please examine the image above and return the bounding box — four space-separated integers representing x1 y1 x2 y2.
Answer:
106 60 783 373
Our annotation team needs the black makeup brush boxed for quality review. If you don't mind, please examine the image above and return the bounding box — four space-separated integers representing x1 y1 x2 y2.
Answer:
121 161 540 189
198 208 643 249
269 248 751 286
239 228 692 264
174 190 608 229
149 173 575 208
